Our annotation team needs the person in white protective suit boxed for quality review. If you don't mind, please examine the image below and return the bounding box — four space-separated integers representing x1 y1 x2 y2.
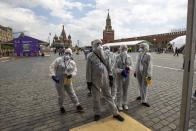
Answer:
115 45 134 111
103 45 117 100
134 42 152 107
49 48 84 113
86 39 124 121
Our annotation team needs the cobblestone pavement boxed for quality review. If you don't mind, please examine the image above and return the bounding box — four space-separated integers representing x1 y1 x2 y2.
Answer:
0 52 196 131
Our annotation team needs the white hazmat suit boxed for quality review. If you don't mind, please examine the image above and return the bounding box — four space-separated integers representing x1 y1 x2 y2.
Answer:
115 45 134 110
49 48 83 113
86 39 124 121
103 46 117 99
135 42 152 107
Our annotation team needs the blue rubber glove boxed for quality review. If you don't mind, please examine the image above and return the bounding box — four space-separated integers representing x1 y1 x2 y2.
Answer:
121 70 128 78
51 75 60 83
125 67 130 73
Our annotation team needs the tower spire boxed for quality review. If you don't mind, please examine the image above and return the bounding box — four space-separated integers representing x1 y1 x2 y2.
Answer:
61 24 66 38
103 9 114 44
107 9 110 19
105 9 112 31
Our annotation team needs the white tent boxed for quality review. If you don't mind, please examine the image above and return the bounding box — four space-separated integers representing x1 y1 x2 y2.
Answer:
170 35 186 50
103 40 144 47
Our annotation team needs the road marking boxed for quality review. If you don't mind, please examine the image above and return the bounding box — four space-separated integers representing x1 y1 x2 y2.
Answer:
1 60 9 62
133 61 196 73
153 65 183 71
154 57 180 60
153 64 196 74
133 61 182 71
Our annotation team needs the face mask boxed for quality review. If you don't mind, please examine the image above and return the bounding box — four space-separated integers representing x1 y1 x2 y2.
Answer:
139 48 144 52
92 46 96 51
105 49 110 53
64 54 71 61
97 45 103 51
120 51 127 63
121 51 127 56
96 45 105 58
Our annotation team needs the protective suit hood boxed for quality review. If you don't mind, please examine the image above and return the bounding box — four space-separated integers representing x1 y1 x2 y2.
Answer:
91 39 104 58
103 45 110 51
64 48 73 55
64 48 73 61
139 42 149 52
119 45 128 52
119 45 128 56
91 39 102 51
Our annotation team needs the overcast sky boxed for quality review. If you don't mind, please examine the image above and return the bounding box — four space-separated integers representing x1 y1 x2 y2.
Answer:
0 0 187 46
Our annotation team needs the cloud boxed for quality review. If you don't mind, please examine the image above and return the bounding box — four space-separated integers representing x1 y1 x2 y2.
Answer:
0 1 61 42
112 0 186 39
64 9 106 46
0 0 93 21
0 0 188 47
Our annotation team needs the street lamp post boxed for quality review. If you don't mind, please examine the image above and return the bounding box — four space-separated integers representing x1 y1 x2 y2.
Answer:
76 40 79 54
153 38 156 52
48 33 51 47
77 40 79 47
0 42 1 58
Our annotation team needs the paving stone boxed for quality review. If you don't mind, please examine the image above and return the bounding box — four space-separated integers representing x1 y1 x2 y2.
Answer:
153 123 163 130
168 123 177 130
160 108 168 113
160 126 172 131
151 118 161 123
160 120 170 126
145 121 154 127
166 117 175 123
0 53 195 131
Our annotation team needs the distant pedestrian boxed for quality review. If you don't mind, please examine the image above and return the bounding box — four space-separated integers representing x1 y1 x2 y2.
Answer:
6 49 8 56
0 49 2 57
49 48 84 113
54 48 57 54
58 48 64 56
2 50 5 56
41 51 45 57
182 48 185 69
192 90 196 100
58 49 61 56
174 47 179 56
